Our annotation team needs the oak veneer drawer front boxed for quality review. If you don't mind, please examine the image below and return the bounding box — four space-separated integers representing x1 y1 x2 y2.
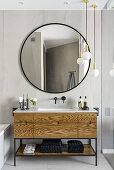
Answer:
14 123 34 138
14 113 34 138
78 113 97 138
78 113 97 122
34 113 78 138
34 113 78 124
14 113 34 123
34 125 78 138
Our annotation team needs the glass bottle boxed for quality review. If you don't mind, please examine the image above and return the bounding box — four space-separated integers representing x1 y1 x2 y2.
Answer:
78 96 82 109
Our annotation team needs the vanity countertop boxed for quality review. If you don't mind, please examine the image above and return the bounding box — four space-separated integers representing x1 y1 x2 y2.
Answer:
14 108 98 113
0 124 10 136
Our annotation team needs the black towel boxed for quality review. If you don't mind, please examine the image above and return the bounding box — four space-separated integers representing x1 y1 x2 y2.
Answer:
40 139 62 153
68 140 84 153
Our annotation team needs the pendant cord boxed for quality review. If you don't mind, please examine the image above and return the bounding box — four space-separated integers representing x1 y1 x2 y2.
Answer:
80 36 81 52
94 7 95 63
86 2 87 42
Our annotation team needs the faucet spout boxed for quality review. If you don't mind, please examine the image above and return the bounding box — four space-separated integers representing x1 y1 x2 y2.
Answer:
54 97 57 104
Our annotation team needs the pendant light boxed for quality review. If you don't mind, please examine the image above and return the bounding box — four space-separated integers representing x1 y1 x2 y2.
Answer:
83 0 91 60
109 50 114 77
77 36 84 65
91 4 99 77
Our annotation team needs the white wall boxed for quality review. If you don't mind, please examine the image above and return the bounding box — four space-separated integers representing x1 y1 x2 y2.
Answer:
0 10 101 151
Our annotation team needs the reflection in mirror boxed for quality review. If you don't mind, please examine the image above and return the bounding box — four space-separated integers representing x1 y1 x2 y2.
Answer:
21 24 90 93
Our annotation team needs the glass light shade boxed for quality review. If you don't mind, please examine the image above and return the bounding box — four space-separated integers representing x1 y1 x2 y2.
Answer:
91 69 99 77
109 63 114 77
83 44 91 60
77 52 84 65
91 62 99 77
77 58 84 65
83 51 91 60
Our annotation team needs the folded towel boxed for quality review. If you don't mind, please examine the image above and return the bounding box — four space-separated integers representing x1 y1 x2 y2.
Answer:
40 139 62 153
68 140 84 153
24 144 36 154
23 150 35 154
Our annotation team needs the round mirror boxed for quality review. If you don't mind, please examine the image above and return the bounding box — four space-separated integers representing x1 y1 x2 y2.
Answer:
20 23 91 93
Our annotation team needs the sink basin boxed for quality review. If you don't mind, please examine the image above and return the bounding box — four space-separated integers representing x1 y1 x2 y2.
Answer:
38 108 76 112
14 108 97 113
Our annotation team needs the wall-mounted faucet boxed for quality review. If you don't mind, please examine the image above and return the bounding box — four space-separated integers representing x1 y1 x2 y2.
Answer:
61 96 66 103
54 97 57 104
53 96 66 104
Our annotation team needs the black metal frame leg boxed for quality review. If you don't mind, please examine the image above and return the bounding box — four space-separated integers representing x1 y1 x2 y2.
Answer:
95 138 97 166
14 139 16 166
89 139 91 146
20 139 22 146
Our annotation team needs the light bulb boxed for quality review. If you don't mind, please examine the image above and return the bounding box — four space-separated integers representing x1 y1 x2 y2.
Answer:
83 44 91 60
109 63 114 77
77 58 84 65
77 52 84 65
91 62 99 77
92 69 99 77
83 51 91 60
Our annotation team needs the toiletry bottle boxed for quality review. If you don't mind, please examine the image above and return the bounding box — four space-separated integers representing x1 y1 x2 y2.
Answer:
22 94 25 110
84 96 87 108
83 96 89 110
78 96 82 109
19 97 23 109
26 94 29 110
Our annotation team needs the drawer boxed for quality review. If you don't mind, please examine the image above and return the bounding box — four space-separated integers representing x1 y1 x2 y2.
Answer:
34 125 78 138
14 113 34 123
78 113 97 122
14 113 34 138
77 113 97 138
34 113 78 138
34 113 78 124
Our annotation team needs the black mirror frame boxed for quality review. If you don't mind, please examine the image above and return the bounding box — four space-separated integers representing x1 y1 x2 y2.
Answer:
20 23 91 94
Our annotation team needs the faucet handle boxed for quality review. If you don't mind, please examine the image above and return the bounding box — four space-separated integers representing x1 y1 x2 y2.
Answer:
61 96 66 103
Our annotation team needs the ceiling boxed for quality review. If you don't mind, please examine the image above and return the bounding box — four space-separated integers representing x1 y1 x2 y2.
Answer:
0 0 109 10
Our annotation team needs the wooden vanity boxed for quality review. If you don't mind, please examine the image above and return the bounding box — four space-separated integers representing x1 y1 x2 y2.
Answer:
13 109 97 166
